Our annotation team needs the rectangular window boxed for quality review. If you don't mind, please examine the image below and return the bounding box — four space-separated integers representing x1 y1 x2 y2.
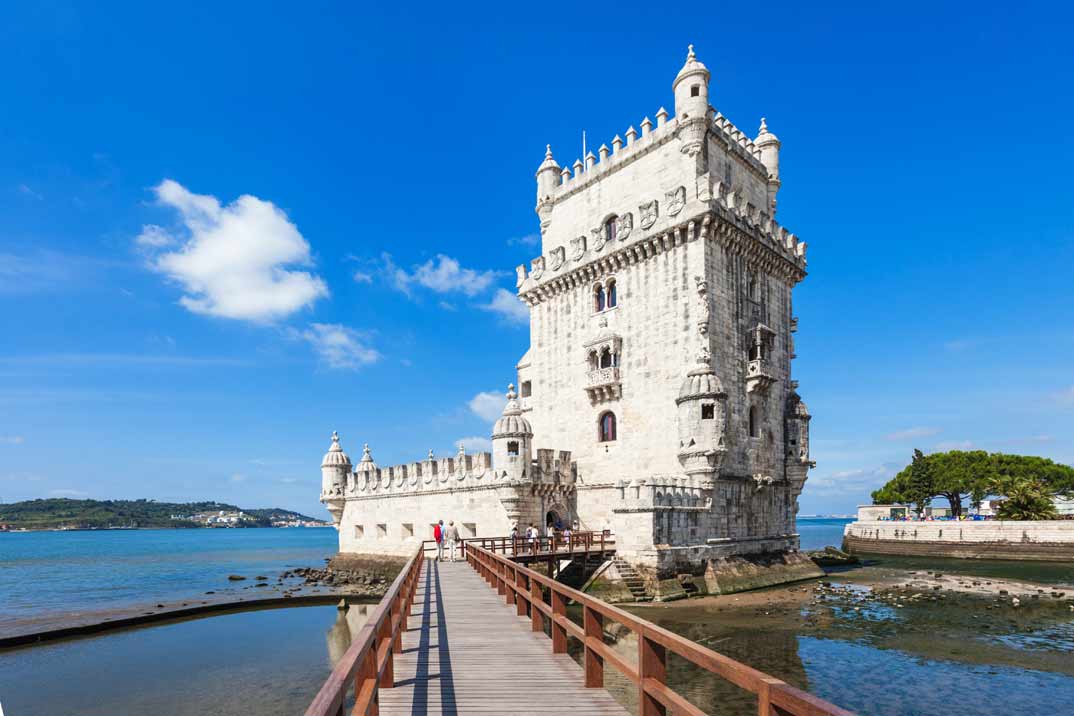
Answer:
354 525 364 539
462 522 477 538
520 381 532 397
507 440 519 456
402 523 414 538
377 523 387 538
701 404 714 420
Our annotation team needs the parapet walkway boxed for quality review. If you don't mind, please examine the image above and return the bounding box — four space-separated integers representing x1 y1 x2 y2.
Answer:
378 558 628 716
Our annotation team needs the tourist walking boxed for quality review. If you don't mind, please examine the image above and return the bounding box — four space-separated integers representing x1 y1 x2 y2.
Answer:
434 520 444 561
444 520 460 562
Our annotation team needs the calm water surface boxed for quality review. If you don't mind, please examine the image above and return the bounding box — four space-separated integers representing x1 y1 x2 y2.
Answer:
0 527 338 632
3 520 1073 715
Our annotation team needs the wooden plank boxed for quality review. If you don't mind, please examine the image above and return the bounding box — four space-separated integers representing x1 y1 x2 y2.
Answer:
378 558 629 716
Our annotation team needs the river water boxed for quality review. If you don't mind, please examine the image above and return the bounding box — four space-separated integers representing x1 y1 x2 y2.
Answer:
2 520 1073 715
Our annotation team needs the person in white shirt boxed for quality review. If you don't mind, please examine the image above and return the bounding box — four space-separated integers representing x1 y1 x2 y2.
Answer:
444 521 460 562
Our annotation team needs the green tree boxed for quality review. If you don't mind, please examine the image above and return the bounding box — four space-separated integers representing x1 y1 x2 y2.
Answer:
993 478 1059 520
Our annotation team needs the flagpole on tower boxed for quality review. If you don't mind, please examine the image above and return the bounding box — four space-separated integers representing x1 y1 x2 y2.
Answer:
582 130 587 171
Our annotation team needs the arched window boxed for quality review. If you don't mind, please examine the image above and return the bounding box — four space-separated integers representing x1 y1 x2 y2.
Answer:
605 215 618 242
599 348 613 369
749 405 760 438
598 411 617 442
606 279 617 308
594 284 606 312
588 350 599 369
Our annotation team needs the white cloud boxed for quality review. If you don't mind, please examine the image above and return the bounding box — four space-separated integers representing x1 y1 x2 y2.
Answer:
50 488 88 497
883 426 942 441
469 390 505 422
507 233 540 248
141 179 328 322
457 436 493 452
298 323 380 370
482 288 529 325
389 254 501 297
933 440 975 452
230 473 248 483
17 183 43 200
135 224 175 248
0 436 24 445
352 269 374 284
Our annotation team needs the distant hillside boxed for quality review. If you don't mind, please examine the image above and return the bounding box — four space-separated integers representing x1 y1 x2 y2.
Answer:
0 498 326 530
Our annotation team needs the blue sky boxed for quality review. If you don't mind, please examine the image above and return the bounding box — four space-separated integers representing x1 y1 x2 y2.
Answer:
1 1 1072 518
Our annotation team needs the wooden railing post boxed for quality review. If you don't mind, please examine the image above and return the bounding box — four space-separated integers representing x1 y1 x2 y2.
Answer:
356 643 379 716
530 574 542 632
378 612 394 689
551 586 567 654
583 604 604 688
639 630 667 716
515 565 527 617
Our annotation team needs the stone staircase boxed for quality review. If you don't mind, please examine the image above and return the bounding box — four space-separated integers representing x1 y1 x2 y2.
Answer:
613 558 651 602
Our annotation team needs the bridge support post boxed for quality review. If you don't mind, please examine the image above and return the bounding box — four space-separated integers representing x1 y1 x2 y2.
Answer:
639 631 667 715
583 605 604 688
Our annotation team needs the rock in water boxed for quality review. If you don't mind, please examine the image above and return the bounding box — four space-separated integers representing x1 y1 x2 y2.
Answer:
228 575 246 581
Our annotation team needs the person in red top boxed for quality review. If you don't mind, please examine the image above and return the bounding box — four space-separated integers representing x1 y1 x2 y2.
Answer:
433 520 444 561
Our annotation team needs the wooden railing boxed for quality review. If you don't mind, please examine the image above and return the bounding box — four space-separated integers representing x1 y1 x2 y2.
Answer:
466 543 854 716
304 545 426 716
466 530 613 557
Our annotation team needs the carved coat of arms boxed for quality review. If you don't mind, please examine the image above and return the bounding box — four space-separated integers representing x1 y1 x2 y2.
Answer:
666 186 686 216
570 236 587 262
549 246 565 271
530 256 545 281
615 212 633 241
639 200 658 230
591 226 606 253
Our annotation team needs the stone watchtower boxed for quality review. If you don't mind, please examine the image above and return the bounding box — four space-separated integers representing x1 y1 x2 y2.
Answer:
513 46 818 593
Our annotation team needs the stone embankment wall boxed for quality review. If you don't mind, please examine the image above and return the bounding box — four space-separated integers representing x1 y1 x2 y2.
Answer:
843 520 1074 561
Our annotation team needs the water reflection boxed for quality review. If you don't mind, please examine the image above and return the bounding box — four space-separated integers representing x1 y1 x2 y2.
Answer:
325 603 372 665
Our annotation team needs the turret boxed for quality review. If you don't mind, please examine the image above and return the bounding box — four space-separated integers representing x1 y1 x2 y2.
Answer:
672 44 711 123
675 354 728 478
755 118 781 214
784 388 813 496
320 431 351 527
535 145 560 231
491 383 533 481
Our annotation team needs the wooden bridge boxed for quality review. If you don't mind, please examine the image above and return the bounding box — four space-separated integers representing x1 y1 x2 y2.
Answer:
305 535 854 716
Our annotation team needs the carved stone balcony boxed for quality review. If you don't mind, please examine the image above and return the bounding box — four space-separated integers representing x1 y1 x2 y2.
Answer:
585 367 621 404
745 358 778 394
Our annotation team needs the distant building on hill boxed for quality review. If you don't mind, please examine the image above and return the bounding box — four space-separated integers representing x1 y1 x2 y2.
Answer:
320 47 819 596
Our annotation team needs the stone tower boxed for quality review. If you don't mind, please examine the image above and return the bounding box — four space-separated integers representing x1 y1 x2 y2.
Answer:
511 45 816 590
320 431 350 526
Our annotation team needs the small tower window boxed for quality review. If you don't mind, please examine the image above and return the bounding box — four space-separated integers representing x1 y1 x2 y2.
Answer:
507 440 519 456
598 411 617 442
607 279 617 308
605 215 618 242
520 381 531 398
690 85 700 97
701 404 715 420
749 406 760 438
594 284 606 312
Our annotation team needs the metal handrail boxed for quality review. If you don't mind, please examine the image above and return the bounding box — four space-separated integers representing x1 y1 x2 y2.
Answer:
466 543 855 716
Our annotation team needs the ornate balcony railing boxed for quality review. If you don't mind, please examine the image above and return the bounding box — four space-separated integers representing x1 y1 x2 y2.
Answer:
585 367 621 403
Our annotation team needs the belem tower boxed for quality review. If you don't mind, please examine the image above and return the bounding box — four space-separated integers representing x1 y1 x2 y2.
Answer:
320 47 820 596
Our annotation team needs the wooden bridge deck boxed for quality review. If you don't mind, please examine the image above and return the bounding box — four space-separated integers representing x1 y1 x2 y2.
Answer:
378 558 628 716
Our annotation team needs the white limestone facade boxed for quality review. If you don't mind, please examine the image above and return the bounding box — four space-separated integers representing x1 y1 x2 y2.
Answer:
321 46 815 579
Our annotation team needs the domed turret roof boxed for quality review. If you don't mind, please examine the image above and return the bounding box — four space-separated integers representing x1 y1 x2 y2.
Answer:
536 144 560 174
673 44 710 90
677 360 726 403
755 117 780 147
356 442 377 471
321 431 351 468
492 384 533 438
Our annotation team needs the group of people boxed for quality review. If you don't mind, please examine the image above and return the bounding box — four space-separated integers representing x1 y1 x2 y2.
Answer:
431 519 461 562
510 521 574 548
